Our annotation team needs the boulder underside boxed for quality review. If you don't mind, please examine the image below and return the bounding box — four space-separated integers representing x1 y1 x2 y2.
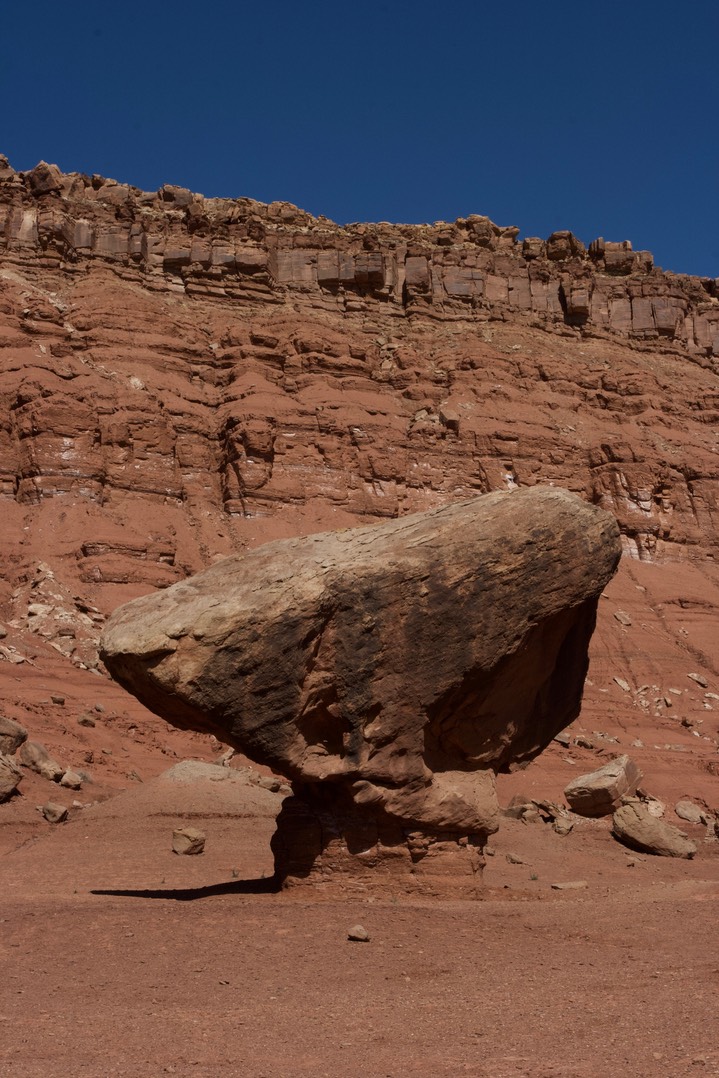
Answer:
100 487 621 892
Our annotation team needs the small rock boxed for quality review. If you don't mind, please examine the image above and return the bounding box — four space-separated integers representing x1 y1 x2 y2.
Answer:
0 625 7 639
553 731 571 747
347 925 370 942
642 797 665 819
77 713 96 728
574 735 595 750
564 754 641 817
505 852 526 865
553 816 574 836
0 715 29 755
19 740 64 782
42 802 68 824
172 827 206 855
60 770 83 790
51 695 65 705
613 677 632 693
613 611 632 626
687 672 708 688
502 794 534 820
550 880 588 890
675 799 707 825
612 803 697 858
257 775 283 793
0 754 23 801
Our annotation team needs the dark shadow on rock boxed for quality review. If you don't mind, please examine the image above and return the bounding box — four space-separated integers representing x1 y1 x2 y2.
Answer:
90 875 280 900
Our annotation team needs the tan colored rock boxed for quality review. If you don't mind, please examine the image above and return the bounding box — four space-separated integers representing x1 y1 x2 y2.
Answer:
41 802 68 824
675 800 708 825
19 740 64 782
612 803 697 859
172 827 206 855
0 716 28 755
60 770 83 790
102 487 619 888
0 754 23 801
564 755 641 817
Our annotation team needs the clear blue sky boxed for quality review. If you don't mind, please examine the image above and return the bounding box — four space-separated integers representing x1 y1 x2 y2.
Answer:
3 0 717 277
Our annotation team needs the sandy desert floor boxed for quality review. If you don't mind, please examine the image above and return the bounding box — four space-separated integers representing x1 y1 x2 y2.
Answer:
1 757 718 1078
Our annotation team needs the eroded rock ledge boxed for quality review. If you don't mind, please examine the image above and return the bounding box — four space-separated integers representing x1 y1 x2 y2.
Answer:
100 487 621 893
2 157 718 358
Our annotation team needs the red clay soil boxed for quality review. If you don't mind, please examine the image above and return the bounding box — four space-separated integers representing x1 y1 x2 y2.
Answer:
1 777 718 1078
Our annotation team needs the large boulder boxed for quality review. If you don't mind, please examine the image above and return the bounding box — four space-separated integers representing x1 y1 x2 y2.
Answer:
564 755 642 817
101 487 620 890
612 802 697 859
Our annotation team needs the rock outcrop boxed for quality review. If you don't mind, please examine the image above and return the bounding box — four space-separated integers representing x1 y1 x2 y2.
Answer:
2 158 717 356
101 486 620 890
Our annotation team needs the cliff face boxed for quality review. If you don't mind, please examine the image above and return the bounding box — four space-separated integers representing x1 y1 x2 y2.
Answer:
1 157 719 658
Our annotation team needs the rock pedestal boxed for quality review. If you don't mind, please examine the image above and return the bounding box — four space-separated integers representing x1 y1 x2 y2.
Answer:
270 784 492 897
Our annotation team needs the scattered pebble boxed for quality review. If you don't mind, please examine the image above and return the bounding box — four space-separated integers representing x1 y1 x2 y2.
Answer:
347 925 370 942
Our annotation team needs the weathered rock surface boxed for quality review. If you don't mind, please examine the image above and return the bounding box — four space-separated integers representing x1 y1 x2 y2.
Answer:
564 754 642 817
102 486 620 888
0 715 28 755
0 753 23 800
612 802 697 858
675 799 708 825
19 740 63 782
171 826 206 855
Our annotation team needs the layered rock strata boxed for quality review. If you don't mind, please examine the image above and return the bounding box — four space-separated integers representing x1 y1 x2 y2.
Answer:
3 158 718 355
101 487 621 891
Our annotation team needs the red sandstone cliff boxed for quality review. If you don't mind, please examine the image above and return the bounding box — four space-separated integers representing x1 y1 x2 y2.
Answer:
1 157 718 816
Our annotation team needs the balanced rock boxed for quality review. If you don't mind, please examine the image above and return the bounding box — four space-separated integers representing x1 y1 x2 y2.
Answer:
101 487 620 891
612 803 697 859
564 754 641 817
0 716 28 755
0 754 23 801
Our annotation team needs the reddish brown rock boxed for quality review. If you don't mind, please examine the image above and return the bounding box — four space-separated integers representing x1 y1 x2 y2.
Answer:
101 487 620 889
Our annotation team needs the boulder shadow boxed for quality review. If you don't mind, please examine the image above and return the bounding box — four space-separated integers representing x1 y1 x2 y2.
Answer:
90 874 280 901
